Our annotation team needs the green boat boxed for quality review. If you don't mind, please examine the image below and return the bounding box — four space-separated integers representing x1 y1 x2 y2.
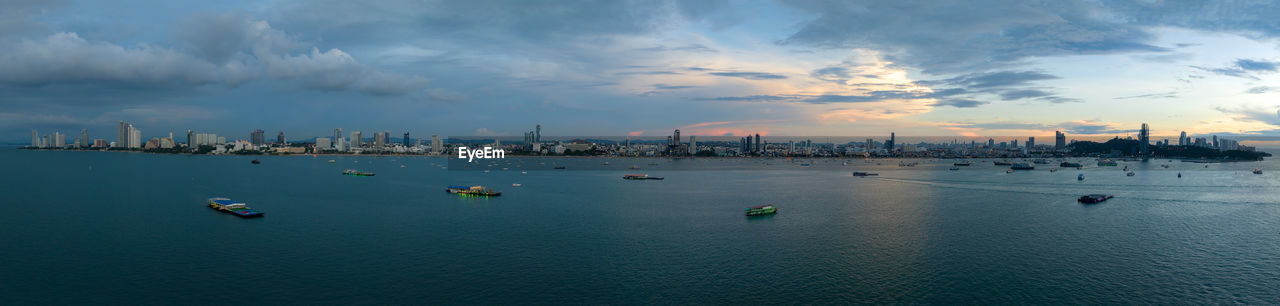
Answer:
746 204 777 216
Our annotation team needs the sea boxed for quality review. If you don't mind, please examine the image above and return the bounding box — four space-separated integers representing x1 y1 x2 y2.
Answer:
2 147 1279 304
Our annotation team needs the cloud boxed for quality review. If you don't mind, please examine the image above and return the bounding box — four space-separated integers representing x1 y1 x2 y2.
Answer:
920 71 1060 88
932 99 988 108
948 120 1136 135
1234 59 1279 72
652 83 696 90
708 71 788 80
0 15 435 98
1246 86 1280 94
999 89 1053 101
1114 92 1180 99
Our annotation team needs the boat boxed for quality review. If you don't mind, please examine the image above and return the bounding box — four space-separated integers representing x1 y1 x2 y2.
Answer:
953 162 971 166
745 204 777 216
602 162 610 165
328 160 336 163
949 167 959 171
1032 159 1049 164
554 166 566 169
521 171 527 174
1060 162 1082 168
1177 172 1181 178
1010 163 1035 170
512 183 521 187
629 166 640 169
206 197 264 218
400 165 406 168
343 169 376 176
1077 174 1084 180
250 160 260 164
1006 169 1014 173
1049 168 1057 172
1097 160 1118 166
446 185 502 196
993 161 1012 166
1077 194 1113 204
1253 169 1263 174
1126 171 1136 176
852 172 879 176
623 174 664 180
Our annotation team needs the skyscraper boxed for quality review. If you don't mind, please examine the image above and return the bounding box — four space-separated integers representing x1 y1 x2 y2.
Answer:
673 129 681 144
1055 131 1066 151
383 131 391 148
334 128 343 145
350 131 362 149
186 130 194 148
128 125 141 148
689 136 696 155
117 121 129 148
535 124 541 143
1179 131 1187 146
277 131 286 145
403 132 411 147
251 129 265 146
755 134 761 152
80 129 88 148
1138 123 1150 156
31 129 39 148
1027 137 1034 150
885 133 895 151
432 135 442 154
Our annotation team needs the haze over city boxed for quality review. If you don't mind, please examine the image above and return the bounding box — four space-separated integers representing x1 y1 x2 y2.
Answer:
8 1 1280 142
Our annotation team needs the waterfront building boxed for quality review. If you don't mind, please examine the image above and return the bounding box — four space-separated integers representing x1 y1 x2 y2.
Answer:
1027 137 1034 150
1055 131 1066 151
316 137 332 150
335 138 346 152
374 132 385 148
334 128 343 146
31 129 39 148
277 131 286 145
432 135 442 155
535 124 541 143
689 136 696 155
93 139 107 147
403 132 410 147
128 125 141 148
80 129 88 148
1138 123 1150 156
251 129 265 146
350 131 362 149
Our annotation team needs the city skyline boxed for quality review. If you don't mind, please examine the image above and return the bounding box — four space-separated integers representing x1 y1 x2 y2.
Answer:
10 1 1280 142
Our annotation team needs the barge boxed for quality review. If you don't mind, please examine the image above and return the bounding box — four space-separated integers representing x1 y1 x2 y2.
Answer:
343 169 376 176
447 185 502 196
1078 194 1113 204
623 174 664 180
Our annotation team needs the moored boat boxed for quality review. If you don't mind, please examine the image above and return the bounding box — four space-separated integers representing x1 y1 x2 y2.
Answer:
993 161 1012 166
745 204 777 216
1010 163 1035 170
250 160 260 164
446 185 502 196
1097 160 1118 166
1253 169 1263 174
1060 161 1082 168
954 162 971 166
343 169 376 176
1077 194 1113 204
852 171 879 176
206 197 264 218
1032 159 1049 164
623 174 664 180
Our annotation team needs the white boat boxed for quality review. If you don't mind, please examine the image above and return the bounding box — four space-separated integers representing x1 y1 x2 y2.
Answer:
1126 172 1135 176
512 183 522 187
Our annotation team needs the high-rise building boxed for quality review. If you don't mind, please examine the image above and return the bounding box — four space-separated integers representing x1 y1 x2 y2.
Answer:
31 129 39 148
277 131 286 145
1179 131 1187 146
885 133 895 151
128 126 141 148
350 131 362 149
689 136 696 155
80 129 88 148
1055 131 1066 151
117 121 131 148
316 137 331 150
1138 123 1150 156
673 129 681 145
535 124 541 143
251 129 265 146
186 130 194 148
1027 137 1034 150
374 132 385 148
403 132 411 147
42 135 49 148
334 128 343 146
987 138 994 148
383 131 391 147
432 135 442 154
747 133 757 153
335 138 346 152
1212 135 1218 148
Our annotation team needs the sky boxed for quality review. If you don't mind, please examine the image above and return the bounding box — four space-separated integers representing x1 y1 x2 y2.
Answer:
7 0 1280 143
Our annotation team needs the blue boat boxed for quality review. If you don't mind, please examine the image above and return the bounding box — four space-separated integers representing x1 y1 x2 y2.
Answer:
207 197 264 218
